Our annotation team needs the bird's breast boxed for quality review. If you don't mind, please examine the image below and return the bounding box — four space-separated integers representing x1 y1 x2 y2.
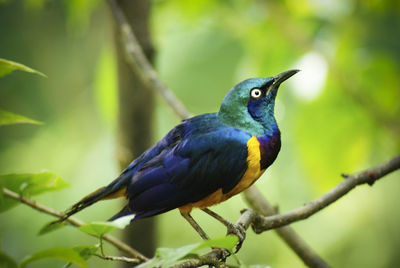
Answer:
224 133 281 198
223 136 267 198
179 133 281 213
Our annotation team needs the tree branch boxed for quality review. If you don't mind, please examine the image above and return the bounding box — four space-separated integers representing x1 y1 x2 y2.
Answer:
106 0 333 266
173 252 234 268
93 254 141 264
243 188 331 268
250 154 400 232
107 0 192 120
173 211 255 268
176 154 400 267
1 188 148 262
111 0 158 260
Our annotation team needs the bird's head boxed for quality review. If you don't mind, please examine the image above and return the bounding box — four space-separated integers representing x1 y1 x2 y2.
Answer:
218 69 299 136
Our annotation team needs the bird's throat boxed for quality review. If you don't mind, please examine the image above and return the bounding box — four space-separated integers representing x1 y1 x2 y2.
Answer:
257 132 281 169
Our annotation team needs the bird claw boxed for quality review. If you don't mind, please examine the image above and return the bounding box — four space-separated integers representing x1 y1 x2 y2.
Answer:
226 222 246 253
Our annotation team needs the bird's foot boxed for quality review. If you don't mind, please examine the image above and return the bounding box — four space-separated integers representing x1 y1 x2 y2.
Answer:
200 208 246 252
226 222 246 253
204 247 231 264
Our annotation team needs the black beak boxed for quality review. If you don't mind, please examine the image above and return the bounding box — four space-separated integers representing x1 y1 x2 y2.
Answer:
272 69 300 89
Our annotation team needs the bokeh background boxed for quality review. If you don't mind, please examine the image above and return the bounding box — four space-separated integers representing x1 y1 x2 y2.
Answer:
1 0 399 267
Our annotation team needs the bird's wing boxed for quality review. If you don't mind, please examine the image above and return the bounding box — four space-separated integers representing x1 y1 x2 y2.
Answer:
106 122 185 193
123 123 252 220
61 123 186 220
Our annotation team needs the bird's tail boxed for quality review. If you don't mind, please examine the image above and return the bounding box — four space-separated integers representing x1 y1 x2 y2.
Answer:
57 175 129 223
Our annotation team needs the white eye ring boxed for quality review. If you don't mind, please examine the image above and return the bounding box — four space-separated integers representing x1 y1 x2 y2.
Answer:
250 88 262 99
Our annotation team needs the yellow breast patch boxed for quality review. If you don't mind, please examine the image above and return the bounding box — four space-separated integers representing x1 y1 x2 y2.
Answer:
179 136 265 214
224 136 265 198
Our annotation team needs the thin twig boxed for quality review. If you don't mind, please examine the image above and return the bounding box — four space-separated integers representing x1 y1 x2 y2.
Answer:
107 0 192 120
251 154 400 232
93 254 141 264
2 188 148 262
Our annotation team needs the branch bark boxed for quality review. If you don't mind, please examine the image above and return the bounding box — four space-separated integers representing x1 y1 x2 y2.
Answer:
249 154 400 232
94 254 141 264
107 0 191 120
243 188 331 268
2 188 148 262
174 211 256 268
110 0 157 260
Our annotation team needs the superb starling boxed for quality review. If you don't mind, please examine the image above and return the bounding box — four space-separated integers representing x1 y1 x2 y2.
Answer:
62 69 299 244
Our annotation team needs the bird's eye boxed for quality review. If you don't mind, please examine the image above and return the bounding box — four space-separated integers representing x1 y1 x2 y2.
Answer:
250 88 262 99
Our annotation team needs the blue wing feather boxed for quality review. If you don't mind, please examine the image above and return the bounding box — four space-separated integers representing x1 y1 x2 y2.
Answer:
118 113 251 220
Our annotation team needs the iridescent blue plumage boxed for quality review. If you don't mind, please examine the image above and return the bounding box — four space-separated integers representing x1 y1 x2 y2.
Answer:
110 113 251 219
63 70 299 232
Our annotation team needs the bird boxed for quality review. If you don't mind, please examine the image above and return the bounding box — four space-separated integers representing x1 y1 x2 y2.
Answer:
60 69 299 247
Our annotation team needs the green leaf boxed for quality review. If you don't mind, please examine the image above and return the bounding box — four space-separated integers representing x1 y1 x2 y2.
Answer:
0 250 18 268
59 245 99 268
156 243 200 262
196 235 238 252
20 248 88 268
78 215 134 237
0 58 46 77
78 222 115 237
0 110 42 126
137 236 238 268
136 243 200 268
0 171 70 212
72 245 99 260
38 221 68 236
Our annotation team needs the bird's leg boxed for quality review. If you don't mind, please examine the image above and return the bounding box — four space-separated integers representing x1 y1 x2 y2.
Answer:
202 208 246 252
180 212 209 240
181 211 231 262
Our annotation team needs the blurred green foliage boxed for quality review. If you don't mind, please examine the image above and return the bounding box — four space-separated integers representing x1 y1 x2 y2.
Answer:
20 247 90 268
0 0 399 267
0 59 44 126
138 236 239 268
0 171 69 212
0 58 45 77
0 110 42 126
78 215 134 237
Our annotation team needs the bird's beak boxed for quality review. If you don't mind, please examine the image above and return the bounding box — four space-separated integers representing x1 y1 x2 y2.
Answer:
271 69 300 89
